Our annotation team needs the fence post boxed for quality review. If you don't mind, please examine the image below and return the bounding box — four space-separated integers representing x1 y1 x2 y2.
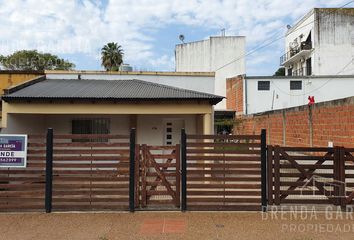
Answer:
45 128 53 213
334 147 339 206
274 146 281 205
267 145 273 206
260 129 267 212
181 128 187 212
129 128 136 212
339 147 346 210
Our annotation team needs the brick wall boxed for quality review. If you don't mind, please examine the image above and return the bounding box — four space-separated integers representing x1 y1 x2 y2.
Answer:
235 96 354 147
226 76 243 114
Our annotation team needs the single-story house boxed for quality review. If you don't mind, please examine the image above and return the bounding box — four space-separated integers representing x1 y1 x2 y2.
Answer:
1 76 223 145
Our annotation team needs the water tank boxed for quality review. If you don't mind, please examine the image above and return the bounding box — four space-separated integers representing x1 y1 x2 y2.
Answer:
119 64 133 71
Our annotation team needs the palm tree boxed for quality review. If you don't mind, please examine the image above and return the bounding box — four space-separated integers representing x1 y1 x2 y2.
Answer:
101 42 124 71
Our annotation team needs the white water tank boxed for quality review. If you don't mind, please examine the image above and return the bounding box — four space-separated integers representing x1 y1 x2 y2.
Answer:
119 64 133 71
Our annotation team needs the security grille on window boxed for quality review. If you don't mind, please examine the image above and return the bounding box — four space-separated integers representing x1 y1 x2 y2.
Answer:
72 118 110 142
290 81 302 90
258 81 270 91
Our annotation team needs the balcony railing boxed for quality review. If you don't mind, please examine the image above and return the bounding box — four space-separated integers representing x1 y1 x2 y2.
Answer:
288 67 312 76
280 41 312 65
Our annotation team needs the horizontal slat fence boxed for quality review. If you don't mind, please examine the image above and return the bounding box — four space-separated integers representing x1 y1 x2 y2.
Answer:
0 135 46 212
185 134 263 211
50 134 131 211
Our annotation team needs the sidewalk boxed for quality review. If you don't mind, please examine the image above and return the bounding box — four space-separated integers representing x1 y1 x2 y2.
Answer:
0 211 353 240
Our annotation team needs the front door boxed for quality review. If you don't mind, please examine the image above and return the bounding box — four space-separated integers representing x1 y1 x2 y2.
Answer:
163 119 185 146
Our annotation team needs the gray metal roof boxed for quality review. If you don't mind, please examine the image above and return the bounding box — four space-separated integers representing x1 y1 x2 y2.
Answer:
3 78 223 105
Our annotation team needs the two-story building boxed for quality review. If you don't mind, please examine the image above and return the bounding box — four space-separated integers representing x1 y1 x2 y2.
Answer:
280 8 354 76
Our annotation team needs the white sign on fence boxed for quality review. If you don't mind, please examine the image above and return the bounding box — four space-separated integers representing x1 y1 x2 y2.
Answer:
0 134 28 168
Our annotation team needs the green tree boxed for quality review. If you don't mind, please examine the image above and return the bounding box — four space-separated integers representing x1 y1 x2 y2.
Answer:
273 67 285 76
0 50 75 71
0 55 5 67
101 42 123 71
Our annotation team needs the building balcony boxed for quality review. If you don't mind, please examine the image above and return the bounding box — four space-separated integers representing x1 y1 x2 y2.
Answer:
280 41 312 66
289 67 312 76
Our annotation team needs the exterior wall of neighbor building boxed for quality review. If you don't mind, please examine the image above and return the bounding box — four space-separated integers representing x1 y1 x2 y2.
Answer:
0 72 44 94
314 9 354 75
1 114 198 145
243 75 354 114
234 96 354 148
175 36 246 109
45 71 215 95
283 8 354 76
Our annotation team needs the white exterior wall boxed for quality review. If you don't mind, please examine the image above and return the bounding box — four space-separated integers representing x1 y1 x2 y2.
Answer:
245 76 354 114
284 9 354 76
315 9 354 75
2 114 197 145
46 73 215 95
1 114 130 135
175 36 246 109
2 114 46 134
137 114 196 145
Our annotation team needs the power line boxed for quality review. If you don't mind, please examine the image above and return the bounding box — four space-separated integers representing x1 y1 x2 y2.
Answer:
214 1 354 72
284 1 354 36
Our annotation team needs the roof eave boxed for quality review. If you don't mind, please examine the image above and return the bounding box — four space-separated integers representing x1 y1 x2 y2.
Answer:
2 97 224 105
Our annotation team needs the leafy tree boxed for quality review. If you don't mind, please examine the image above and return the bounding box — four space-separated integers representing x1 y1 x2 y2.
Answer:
0 50 75 71
0 55 5 67
273 67 285 76
101 42 123 71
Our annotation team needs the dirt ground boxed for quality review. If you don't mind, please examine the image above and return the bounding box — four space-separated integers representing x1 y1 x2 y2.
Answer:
0 211 354 240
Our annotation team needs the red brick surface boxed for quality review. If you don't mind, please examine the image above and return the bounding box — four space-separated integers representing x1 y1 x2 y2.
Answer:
234 97 354 147
226 76 243 114
139 218 186 235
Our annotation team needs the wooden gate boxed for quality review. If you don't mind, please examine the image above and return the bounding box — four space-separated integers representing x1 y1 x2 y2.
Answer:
344 148 354 206
268 146 354 208
137 145 180 209
268 146 337 206
184 132 265 211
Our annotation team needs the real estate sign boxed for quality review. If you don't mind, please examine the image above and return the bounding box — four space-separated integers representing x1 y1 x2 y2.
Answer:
0 134 27 168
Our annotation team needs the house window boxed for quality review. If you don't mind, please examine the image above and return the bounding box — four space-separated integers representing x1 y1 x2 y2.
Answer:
72 118 110 142
290 81 302 90
258 81 270 91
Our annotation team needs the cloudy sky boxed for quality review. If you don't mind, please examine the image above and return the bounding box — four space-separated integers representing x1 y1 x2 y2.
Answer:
0 0 352 75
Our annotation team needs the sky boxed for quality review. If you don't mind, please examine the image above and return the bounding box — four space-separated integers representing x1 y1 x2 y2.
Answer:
0 0 352 75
